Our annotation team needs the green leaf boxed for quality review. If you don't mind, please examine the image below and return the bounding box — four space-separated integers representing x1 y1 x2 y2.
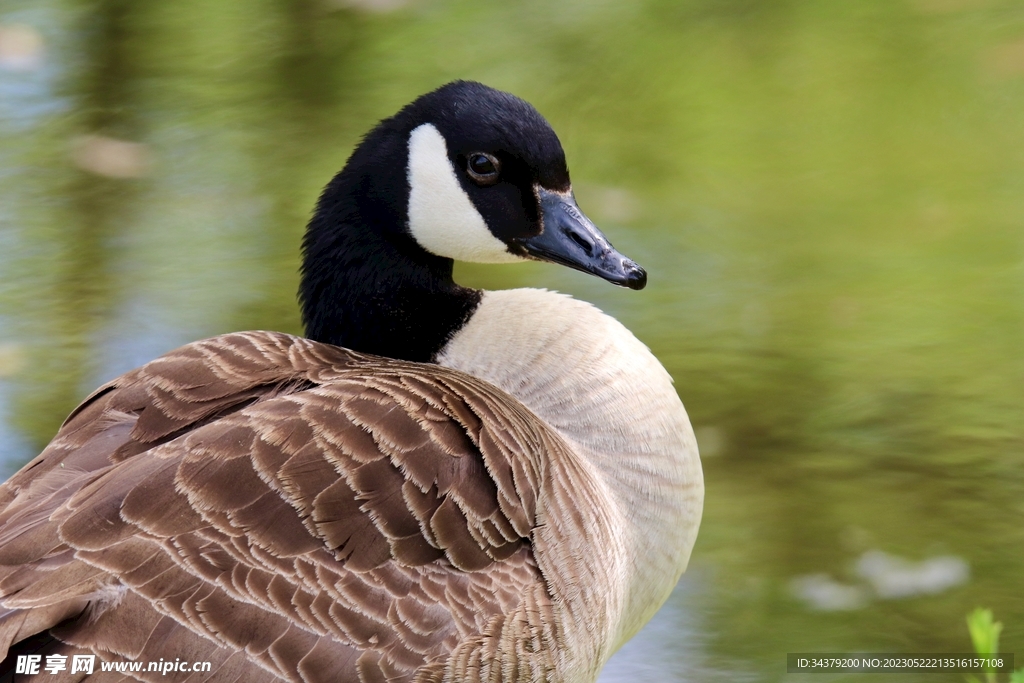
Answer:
967 608 1002 659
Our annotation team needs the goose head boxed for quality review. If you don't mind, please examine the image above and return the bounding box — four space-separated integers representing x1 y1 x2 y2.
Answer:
300 81 646 360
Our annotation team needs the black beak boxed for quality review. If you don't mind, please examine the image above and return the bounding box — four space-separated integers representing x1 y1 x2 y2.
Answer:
514 188 647 290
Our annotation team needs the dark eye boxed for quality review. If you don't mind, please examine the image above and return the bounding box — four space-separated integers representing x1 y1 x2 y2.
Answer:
466 152 500 185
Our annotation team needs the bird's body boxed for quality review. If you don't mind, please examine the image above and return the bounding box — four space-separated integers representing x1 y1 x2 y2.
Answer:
0 82 702 682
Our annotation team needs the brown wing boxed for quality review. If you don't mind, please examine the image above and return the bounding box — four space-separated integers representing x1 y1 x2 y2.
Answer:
0 332 558 683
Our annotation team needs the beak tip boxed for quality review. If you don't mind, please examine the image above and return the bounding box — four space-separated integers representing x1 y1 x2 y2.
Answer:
623 262 647 290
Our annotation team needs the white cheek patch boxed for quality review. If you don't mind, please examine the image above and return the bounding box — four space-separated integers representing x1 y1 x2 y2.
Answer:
407 123 525 264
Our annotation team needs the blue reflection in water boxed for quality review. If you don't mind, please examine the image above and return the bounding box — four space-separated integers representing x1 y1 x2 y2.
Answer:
0 383 32 479
599 572 750 683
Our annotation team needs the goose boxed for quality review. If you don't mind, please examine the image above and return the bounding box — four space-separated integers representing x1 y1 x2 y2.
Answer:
0 81 703 683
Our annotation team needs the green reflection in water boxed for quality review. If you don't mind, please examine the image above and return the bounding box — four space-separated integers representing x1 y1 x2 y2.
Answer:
2 0 1023 680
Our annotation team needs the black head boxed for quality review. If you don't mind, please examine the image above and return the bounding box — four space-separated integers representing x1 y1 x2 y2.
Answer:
299 81 646 360
402 81 569 248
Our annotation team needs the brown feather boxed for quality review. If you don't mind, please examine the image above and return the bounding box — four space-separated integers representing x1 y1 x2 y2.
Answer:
0 332 590 682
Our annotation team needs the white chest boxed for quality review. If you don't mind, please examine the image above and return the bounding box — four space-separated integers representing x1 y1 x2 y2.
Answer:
436 288 704 650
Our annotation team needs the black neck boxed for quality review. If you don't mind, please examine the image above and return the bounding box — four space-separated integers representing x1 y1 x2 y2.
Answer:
299 163 481 363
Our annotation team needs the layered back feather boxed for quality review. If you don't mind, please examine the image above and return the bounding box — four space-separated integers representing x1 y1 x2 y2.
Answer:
0 331 626 682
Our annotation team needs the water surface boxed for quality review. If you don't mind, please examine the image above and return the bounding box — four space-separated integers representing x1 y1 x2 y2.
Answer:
2 1 1023 680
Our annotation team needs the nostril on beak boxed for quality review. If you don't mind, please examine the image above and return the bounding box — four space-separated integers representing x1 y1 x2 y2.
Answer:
567 229 594 256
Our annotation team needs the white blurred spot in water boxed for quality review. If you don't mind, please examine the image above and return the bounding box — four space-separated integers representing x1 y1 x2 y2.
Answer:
790 574 868 611
856 550 969 599
0 345 25 379
694 426 724 458
792 551 969 611
0 24 44 72
71 135 151 179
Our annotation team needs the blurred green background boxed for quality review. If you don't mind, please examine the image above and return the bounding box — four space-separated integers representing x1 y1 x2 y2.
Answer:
1 0 1023 681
